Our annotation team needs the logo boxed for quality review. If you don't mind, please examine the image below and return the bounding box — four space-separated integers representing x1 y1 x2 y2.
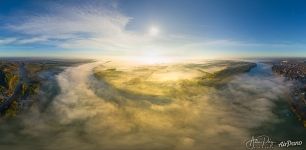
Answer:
245 135 303 149
245 135 275 149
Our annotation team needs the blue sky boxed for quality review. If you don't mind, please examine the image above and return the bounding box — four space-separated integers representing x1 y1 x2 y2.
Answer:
1 0 306 59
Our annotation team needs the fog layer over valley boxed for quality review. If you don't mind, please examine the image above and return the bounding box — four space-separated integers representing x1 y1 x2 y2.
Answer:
0 61 295 150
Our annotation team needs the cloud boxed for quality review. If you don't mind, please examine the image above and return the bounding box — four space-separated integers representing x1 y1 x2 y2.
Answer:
17 36 49 44
8 6 129 37
4 1 140 50
0 38 17 45
0 61 294 150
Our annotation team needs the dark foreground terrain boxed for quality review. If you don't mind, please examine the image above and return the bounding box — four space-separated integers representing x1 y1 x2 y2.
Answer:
0 58 92 116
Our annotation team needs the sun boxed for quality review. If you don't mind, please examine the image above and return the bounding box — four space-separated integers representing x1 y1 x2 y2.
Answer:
149 26 159 36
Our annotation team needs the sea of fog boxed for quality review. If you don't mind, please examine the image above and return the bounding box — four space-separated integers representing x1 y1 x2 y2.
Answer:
0 62 305 150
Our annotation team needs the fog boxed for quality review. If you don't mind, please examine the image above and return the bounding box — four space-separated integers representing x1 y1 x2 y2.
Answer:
0 62 293 150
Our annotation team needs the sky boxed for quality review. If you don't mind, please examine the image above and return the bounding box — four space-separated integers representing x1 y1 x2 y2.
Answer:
1 0 306 59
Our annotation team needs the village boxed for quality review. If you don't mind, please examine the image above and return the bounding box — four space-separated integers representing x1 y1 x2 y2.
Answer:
272 60 306 127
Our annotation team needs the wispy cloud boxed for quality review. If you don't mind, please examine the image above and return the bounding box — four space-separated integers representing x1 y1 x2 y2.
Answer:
8 7 129 37
2 0 306 58
3 1 164 56
0 38 17 45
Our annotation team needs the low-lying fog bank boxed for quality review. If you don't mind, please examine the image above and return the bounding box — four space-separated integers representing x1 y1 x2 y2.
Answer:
0 61 301 150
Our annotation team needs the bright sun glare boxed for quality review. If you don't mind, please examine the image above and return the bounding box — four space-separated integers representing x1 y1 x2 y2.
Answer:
149 26 159 36
132 52 171 65
140 54 164 64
